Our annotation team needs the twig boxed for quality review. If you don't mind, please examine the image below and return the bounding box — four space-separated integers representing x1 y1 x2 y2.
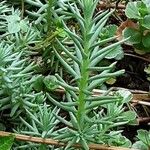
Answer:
111 87 148 94
125 53 150 63
137 117 150 123
0 131 137 150
132 100 150 106
55 86 150 101
98 1 126 9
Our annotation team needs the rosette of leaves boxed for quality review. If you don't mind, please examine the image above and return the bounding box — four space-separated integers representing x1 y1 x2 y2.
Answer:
0 3 56 80
0 7 41 54
124 0 150 54
0 6 28 34
132 130 150 150
23 0 71 75
24 0 72 25
33 75 59 92
0 42 44 117
12 105 59 150
0 3 50 75
0 1 11 32
46 0 136 149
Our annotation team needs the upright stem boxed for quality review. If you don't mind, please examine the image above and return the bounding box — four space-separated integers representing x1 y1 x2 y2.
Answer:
77 5 91 128
77 58 89 128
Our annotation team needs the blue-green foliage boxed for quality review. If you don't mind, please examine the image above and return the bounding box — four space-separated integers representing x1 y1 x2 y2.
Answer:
124 0 150 53
0 1 137 150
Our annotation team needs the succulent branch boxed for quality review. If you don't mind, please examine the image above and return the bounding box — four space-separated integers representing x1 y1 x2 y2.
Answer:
46 0 136 149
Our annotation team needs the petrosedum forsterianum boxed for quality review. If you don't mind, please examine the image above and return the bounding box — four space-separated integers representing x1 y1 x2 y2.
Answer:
45 0 136 149
0 42 44 117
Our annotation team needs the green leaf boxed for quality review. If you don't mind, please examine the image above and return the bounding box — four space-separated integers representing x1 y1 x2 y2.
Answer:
91 38 128 62
138 1 149 17
90 10 114 44
132 141 149 150
105 45 124 60
142 0 150 11
117 90 133 103
81 138 89 150
100 25 118 40
6 14 20 23
134 42 150 53
144 64 150 74
20 20 28 32
6 14 21 34
137 130 150 146
125 2 141 19
43 75 59 91
106 78 116 85
56 28 66 38
56 38 80 64
142 15 150 29
147 77 150 81
142 32 150 48
8 22 20 34
121 111 137 125
108 134 132 147
0 135 15 150
123 28 141 45
53 47 78 79
33 75 45 92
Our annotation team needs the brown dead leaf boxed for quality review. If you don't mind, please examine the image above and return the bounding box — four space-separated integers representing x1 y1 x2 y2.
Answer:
116 19 138 41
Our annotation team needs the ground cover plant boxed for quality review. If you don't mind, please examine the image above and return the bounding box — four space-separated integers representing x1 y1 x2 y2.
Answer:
0 0 150 150
123 0 150 54
132 129 150 150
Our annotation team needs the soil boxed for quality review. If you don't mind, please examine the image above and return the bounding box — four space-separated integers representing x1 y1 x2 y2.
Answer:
123 124 150 143
115 55 150 91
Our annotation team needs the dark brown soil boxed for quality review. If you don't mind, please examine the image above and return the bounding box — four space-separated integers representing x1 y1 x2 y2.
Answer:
115 55 150 91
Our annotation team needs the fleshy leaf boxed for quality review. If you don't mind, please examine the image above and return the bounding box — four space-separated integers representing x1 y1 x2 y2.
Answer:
108 134 132 147
117 90 133 103
137 130 150 145
100 24 118 40
123 28 141 45
142 0 150 11
20 20 28 32
6 14 21 34
121 111 137 125
8 22 20 34
105 45 124 60
33 75 45 92
125 2 142 19
142 15 150 29
144 65 150 74
0 135 15 150
132 141 149 150
44 75 59 91
142 32 150 48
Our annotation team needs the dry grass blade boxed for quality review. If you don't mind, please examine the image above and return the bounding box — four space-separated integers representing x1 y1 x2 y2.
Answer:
55 86 150 102
98 1 125 9
0 131 138 150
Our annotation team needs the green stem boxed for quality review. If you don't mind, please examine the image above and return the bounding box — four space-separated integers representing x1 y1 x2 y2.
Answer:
77 15 91 129
77 58 89 129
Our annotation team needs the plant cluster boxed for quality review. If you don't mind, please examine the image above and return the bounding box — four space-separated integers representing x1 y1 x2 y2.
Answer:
46 1 137 149
132 130 150 150
0 0 148 150
123 0 150 54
